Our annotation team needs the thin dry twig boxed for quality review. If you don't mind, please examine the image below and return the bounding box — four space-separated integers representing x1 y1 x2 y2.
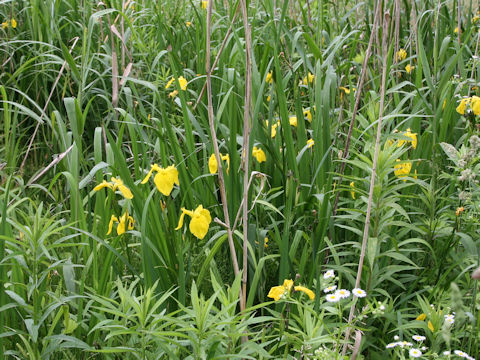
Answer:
205 0 242 294
342 5 390 356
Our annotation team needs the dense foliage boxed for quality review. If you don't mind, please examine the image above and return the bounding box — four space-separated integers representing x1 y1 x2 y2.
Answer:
0 0 479 358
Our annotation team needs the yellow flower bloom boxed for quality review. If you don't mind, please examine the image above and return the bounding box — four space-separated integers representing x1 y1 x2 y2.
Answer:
94 177 133 199
186 21 192 27
454 27 459 33
201 1 208 9
456 206 465 216
264 237 269 248
266 120 280 138
165 76 188 91
252 146 266 163
141 164 179 196
266 95 271 102
303 109 312 122
398 128 417 149
289 115 297 127
267 279 294 301
265 71 273 84
442 99 447 110
294 285 315 300
168 90 178 98
107 212 135 235
471 96 480 115
394 160 412 180
395 48 407 62
10 18 16 28
307 139 314 149
416 313 427 321
350 181 355 199
208 153 230 174
405 64 415 74
428 320 435 332
175 205 211 239
339 86 351 95
456 98 470 115
473 15 480 24
303 72 315 85
1 21 8 29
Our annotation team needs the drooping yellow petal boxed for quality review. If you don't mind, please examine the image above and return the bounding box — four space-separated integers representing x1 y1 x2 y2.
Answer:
428 320 434 332
201 0 208 9
93 180 112 192
265 71 273 84
1 21 8 29
303 109 312 122
107 215 118 235
267 285 286 301
11 19 17 28
307 139 314 149
118 184 133 199
405 64 415 74
141 164 159 184
165 78 175 89
294 285 315 300
339 86 351 95
395 48 407 62
416 313 427 321
456 98 469 115
208 153 218 174
189 211 211 239
175 209 187 230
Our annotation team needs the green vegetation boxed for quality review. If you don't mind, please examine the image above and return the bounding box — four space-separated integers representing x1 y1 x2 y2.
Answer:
1 0 479 358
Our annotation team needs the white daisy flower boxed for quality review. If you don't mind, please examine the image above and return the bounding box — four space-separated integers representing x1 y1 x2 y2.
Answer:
394 335 400 340
386 342 397 348
409 348 422 358
380 304 385 310
421 346 427 351
325 293 339 302
323 270 335 279
335 289 351 299
352 288 367 297
323 285 337 293
398 341 412 348
445 315 455 325
454 350 468 357
412 335 426 342
443 350 451 355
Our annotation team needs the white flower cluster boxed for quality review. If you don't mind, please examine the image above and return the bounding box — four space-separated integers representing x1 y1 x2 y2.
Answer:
322 270 367 303
443 349 476 360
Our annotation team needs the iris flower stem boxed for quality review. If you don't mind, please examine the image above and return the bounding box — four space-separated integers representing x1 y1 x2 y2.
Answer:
342 1 389 355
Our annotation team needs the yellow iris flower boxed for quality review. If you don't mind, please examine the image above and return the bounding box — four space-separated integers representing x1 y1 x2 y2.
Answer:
307 139 314 148
265 71 273 84
94 177 133 199
201 1 208 9
266 120 280 138
405 64 415 74
289 115 298 127
175 205 211 239
11 19 16 28
107 212 135 235
394 160 412 180
208 153 230 174
165 76 188 91
303 72 315 85
395 48 407 62
141 164 179 196
303 109 312 122
398 128 417 149
267 279 315 301
252 146 266 163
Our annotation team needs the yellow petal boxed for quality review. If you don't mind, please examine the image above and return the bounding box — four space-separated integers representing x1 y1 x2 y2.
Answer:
11 19 16 28
471 96 480 115
350 181 355 199
282 279 294 291
93 180 111 192
208 154 218 174
289 115 297 127
252 147 266 163
189 205 211 239
416 313 427 321
165 78 175 89
267 285 286 301
294 285 315 300
221 154 230 174
303 109 312 122
265 71 273 84
178 76 188 91
1 22 8 29
141 164 158 184
428 320 434 332
201 0 208 9
307 139 314 149
456 98 469 115
107 215 118 235
154 166 179 196
127 216 135 230
118 184 133 199
175 209 187 230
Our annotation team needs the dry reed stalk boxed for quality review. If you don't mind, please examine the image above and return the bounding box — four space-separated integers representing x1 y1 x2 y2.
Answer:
342 2 390 356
